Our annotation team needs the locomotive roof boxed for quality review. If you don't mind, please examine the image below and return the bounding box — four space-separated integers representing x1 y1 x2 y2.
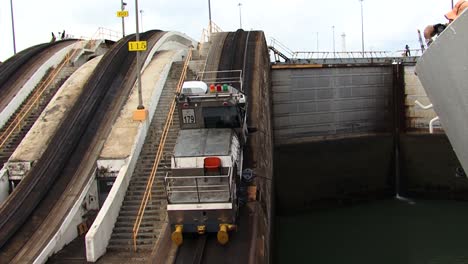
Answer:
173 128 233 157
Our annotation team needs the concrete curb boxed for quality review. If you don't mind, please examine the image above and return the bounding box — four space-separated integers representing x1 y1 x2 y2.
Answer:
148 222 178 264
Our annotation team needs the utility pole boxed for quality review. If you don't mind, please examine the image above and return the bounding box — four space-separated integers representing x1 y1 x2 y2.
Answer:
135 0 144 110
10 0 16 54
238 3 242 29
208 0 212 34
140 9 144 32
341 33 346 52
332 26 335 58
359 0 365 57
316 32 319 52
121 0 127 37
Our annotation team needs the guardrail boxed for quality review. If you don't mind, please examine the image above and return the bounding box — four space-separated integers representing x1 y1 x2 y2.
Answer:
201 21 222 43
132 48 193 251
269 37 424 61
165 168 232 204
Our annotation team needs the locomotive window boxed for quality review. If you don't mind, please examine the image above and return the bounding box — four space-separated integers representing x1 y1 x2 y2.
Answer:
202 106 241 128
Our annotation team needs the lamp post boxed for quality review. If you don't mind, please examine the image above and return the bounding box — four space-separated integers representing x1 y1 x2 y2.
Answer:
316 32 319 52
140 9 144 32
121 0 127 37
10 0 16 54
135 0 144 110
332 26 335 58
359 0 365 57
238 3 242 29
208 0 212 34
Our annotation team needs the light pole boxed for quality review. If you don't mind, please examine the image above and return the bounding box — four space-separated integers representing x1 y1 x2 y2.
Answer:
10 0 16 54
359 0 365 57
135 0 144 110
332 26 335 58
208 0 212 34
316 32 319 52
121 0 127 37
452 0 454 8
140 9 144 32
238 3 242 29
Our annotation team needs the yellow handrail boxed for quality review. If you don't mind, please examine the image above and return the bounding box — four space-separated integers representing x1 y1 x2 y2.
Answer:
132 48 193 251
0 40 86 150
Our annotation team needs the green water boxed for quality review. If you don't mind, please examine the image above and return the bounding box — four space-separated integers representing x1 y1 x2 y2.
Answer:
276 199 468 264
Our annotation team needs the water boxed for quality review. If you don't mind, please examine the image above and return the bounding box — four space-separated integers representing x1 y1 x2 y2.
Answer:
276 199 468 264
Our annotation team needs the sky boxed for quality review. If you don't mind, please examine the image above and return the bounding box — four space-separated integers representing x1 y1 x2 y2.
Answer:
0 0 454 62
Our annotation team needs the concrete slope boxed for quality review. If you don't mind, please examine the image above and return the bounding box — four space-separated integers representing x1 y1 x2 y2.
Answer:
5 31 165 263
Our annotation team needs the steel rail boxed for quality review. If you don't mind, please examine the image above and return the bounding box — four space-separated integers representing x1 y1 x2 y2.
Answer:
132 48 193 251
0 40 84 150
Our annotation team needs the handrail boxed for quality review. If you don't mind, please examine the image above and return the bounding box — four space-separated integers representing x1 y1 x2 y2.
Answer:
201 21 223 43
0 40 86 150
165 174 232 204
132 48 193 251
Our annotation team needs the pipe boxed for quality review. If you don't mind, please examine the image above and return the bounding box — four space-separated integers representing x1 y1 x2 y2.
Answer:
414 100 433 110
429 116 439 134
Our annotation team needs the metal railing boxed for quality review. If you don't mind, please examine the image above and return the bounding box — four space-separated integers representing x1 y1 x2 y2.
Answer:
269 37 425 61
0 40 86 150
132 48 193 251
269 37 294 58
200 21 222 43
74 27 121 42
164 167 233 204
292 50 393 60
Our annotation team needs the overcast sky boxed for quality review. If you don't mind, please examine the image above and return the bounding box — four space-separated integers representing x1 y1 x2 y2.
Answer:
0 0 453 61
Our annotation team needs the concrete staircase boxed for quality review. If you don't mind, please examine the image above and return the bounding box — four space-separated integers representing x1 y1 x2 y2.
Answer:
107 61 197 251
0 65 78 167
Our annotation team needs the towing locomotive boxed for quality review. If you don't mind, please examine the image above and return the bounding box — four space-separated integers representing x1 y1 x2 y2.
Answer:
164 70 247 245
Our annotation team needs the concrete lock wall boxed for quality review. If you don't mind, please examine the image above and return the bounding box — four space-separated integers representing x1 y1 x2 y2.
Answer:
272 65 395 212
403 65 439 131
272 66 393 145
272 63 468 214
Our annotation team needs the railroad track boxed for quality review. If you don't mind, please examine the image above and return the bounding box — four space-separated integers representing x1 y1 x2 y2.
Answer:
174 236 207 264
0 65 77 167
0 40 75 94
0 31 163 262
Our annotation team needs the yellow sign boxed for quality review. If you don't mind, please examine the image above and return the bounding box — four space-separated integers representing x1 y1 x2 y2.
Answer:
128 41 147 51
117 11 129 17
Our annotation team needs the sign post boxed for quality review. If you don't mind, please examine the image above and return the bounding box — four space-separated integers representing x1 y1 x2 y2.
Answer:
131 0 148 121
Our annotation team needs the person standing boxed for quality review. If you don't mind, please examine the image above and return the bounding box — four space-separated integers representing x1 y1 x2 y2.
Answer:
405 45 411 56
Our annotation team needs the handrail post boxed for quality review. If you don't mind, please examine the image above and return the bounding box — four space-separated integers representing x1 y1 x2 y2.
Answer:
196 178 200 203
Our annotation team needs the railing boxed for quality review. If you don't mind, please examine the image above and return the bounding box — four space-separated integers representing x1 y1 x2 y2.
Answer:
269 37 294 58
74 27 122 42
0 40 86 150
94 27 121 41
270 37 425 61
200 21 223 43
164 167 233 204
132 48 193 251
291 50 393 60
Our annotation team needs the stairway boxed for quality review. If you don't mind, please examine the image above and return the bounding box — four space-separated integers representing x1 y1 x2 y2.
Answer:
108 61 197 252
0 65 78 167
